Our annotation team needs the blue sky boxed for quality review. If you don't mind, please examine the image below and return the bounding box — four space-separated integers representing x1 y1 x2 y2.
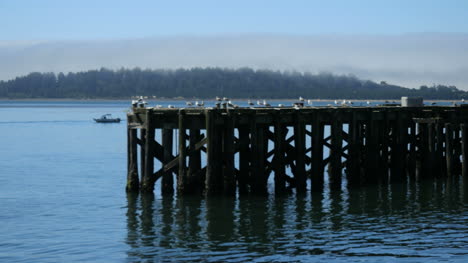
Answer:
1 0 467 40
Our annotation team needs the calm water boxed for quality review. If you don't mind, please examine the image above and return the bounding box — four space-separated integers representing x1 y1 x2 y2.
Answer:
0 100 467 262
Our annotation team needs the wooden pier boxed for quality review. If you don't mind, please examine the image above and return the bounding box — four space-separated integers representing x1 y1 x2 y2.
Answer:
126 105 468 195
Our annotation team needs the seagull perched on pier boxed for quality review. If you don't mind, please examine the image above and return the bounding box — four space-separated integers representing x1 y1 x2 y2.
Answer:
307 99 313 105
216 96 222 101
195 101 204 107
248 100 254 106
257 100 263 106
263 100 271 107
299 96 305 102
186 101 193 106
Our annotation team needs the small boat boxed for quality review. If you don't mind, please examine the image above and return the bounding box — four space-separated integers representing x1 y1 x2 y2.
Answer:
94 114 121 123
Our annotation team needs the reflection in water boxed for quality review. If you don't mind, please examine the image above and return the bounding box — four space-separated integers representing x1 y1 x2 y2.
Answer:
125 178 468 262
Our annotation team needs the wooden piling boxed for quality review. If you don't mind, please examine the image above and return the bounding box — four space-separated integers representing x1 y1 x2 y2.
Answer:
188 128 202 194
141 110 155 192
223 113 236 195
161 128 174 195
274 117 286 194
346 112 360 187
294 112 307 193
238 126 250 194
329 117 343 191
311 114 324 192
462 123 468 179
205 109 222 195
446 123 454 178
126 126 139 192
177 110 187 194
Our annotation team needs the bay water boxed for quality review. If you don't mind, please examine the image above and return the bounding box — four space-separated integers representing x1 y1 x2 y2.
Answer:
0 100 467 262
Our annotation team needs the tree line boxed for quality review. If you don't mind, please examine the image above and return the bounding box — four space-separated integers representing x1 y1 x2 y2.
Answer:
0 67 465 100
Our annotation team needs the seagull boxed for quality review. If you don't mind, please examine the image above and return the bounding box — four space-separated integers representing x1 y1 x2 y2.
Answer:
307 99 313 105
216 96 222 101
186 101 193 106
366 101 371 105
248 100 254 106
257 100 263 106
299 96 305 101
196 101 204 107
168 105 175 109
263 100 271 107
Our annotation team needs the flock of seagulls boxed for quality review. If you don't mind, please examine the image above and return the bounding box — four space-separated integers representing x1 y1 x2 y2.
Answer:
133 96 468 109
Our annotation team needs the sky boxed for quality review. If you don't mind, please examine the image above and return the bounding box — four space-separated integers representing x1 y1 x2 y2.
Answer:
1 0 467 88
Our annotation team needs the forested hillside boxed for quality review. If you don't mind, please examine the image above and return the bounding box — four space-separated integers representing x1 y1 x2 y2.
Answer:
0 67 465 99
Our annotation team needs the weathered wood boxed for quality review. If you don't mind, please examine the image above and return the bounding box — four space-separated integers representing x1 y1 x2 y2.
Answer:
294 112 307 193
177 110 187 193
311 114 324 192
250 113 268 194
188 128 202 194
223 114 236 195
462 123 468 179
161 128 174 195
205 109 222 195
126 127 139 192
445 123 454 178
238 126 250 194
139 128 146 185
365 114 380 184
435 122 445 177
141 110 155 192
346 112 360 187
274 118 286 194
329 117 343 191
128 106 468 195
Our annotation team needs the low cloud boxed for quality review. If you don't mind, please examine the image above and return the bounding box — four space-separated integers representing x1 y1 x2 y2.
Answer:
1 33 467 89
